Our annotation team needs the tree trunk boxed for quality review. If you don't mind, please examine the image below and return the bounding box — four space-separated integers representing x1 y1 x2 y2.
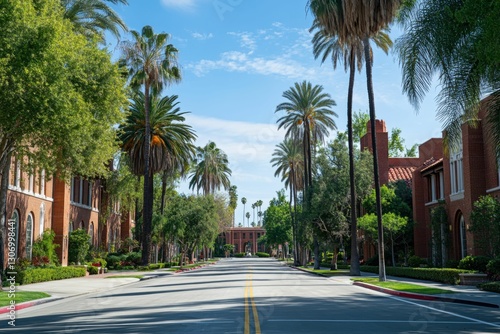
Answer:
160 170 168 215
363 36 386 281
142 83 153 266
331 246 338 270
313 238 320 269
347 53 361 276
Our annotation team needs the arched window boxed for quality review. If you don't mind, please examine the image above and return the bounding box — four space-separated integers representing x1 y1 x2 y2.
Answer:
459 215 467 258
89 222 94 247
10 210 20 259
26 213 34 260
69 221 74 233
39 203 45 237
79 221 84 230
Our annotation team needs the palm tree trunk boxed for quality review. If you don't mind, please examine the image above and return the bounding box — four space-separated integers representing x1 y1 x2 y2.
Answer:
363 36 386 281
142 83 153 266
347 53 360 276
160 170 168 215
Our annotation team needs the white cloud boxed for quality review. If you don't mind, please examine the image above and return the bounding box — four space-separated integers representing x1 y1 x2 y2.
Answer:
192 32 214 40
228 32 257 53
187 51 318 79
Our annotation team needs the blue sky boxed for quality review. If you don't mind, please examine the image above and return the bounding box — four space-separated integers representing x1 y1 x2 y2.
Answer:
110 0 443 226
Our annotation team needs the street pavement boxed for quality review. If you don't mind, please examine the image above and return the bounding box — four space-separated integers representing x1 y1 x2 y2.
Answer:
2 261 500 315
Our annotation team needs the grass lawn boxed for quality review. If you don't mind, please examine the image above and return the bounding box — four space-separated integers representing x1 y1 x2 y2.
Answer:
104 275 144 279
352 277 454 295
0 291 50 307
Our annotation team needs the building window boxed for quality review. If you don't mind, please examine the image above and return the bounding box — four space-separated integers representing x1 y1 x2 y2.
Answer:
69 221 74 233
40 169 45 196
26 213 34 260
39 203 45 237
71 176 92 207
450 148 464 195
10 210 19 259
439 171 444 199
89 222 94 247
243 233 246 239
460 215 467 258
234 233 238 238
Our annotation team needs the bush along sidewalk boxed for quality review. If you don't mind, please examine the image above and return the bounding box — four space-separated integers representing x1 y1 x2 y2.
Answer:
359 265 474 285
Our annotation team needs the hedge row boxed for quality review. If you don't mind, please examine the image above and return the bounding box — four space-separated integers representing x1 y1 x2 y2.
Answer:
359 265 474 285
16 266 87 285
256 252 270 258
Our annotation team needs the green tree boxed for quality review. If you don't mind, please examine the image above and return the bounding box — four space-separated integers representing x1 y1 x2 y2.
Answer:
32 230 60 266
352 110 370 144
68 228 91 265
188 141 232 195
270 139 304 265
311 19 391 276
62 0 128 42
309 0 402 281
0 0 127 270
119 25 181 265
396 0 500 154
165 195 219 267
223 244 235 258
308 133 373 269
261 191 292 254
246 212 250 226
361 184 412 266
469 195 500 258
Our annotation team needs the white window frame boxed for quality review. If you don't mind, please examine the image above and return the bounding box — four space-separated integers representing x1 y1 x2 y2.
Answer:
26 213 34 260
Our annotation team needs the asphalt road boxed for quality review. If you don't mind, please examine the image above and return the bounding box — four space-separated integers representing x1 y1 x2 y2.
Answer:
5 258 500 333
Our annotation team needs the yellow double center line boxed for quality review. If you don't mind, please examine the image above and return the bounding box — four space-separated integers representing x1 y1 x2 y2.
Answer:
244 272 261 334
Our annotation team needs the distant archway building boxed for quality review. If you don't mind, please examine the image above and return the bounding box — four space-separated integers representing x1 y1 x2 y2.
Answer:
219 227 266 255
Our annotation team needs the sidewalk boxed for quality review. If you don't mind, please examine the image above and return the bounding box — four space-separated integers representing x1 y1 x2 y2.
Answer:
290 264 500 309
0 269 171 314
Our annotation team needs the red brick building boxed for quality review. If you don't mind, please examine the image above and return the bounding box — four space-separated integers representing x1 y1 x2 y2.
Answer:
2 160 133 268
413 97 500 264
219 227 266 255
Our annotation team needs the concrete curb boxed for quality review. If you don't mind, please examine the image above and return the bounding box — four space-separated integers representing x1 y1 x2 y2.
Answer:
0 296 63 315
291 265 499 309
352 281 499 309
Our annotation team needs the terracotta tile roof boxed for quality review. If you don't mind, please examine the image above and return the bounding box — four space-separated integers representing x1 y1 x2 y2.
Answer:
420 158 443 173
388 166 416 185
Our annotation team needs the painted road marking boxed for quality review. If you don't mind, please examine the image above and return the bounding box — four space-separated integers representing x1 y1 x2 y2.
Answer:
244 272 261 334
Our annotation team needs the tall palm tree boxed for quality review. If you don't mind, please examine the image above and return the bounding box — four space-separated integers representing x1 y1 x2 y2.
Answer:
120 25 181 265
395 0 500 154
276 80 337 268
241 197 247 227
251 203 256 226
309 0 402 281
228 185 238 227
188 141 232 195
271 139 304 265
310 19 392 276
246 212 250 227
62 0 128 42
276 80 337 193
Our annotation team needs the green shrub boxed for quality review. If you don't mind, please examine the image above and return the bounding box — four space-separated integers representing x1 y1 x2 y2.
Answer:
32 230 59 266
68 229 91 265
446 259 460 268
234 252 245 258
87 265 99 275
479 281 500 293
408 255 423 268
106 254 126 269
256 252 270 258
486 258 500 281
360 265 473 285
16 267 86 285
91 258 107 268
458 255 491 273
125 252 142 266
